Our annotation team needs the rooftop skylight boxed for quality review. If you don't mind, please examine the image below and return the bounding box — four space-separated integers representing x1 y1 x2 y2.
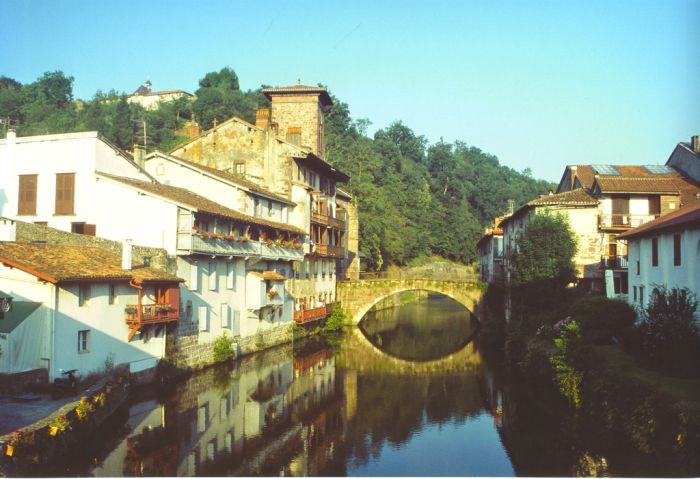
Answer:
591 164 620 176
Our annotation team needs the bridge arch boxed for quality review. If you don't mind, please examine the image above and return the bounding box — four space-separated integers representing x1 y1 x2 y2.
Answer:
336 279 485 325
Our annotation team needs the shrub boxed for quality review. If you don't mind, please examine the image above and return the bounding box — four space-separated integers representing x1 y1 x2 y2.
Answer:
549 320 585 409
633 286 700 377
212 333 236 362
571 296 636 344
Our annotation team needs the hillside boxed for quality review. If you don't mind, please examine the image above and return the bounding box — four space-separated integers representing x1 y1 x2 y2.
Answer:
0 68 554 270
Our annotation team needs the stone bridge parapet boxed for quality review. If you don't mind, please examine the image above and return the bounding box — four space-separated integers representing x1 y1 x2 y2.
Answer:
336 278 486 324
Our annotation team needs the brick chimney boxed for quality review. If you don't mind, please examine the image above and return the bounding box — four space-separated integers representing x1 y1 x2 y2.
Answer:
256 108 271 129
691 135 700 154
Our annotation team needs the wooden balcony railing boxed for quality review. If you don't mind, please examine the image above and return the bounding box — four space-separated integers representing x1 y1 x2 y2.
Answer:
312 244 346 258
294 305 329 325
598 214 659 230
126 303 179 341
311 211 346 231
601 255 628 270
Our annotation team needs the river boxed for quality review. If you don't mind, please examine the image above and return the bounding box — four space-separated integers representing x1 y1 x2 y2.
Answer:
41 294 688 476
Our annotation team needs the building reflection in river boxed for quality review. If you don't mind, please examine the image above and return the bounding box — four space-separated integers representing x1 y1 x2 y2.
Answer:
91 339 349 477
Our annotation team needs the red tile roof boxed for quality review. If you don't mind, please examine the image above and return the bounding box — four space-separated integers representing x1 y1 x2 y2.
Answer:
617 202 700 240
527 188 598 207
97 174 306 235
149 152 295 205
594 177 680 194
0 243 182 284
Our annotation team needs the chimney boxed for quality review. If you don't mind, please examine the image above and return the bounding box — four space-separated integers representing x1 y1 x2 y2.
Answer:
0 218 16 242
692 135 700 154
570 165 577 190
122 239 132 270
133 145 146 168
256 108 271 129
6 129 16 144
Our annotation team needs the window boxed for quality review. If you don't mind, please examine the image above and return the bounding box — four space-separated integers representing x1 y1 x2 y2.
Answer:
79 284 91 307
268 200 272 217
189 261 199 291
221 303 231 329
198 306 209 332
71 222 96 236
78 330 90 353
55 173 75 215
226 262 235 289
639 286 644 305
651 238 658 267
208 262 218 291
673 234 682 266
636 260 640 276
109 284 116 305
633 286 637 302
234 161 245 175
18 174 37 215
286 126 302 145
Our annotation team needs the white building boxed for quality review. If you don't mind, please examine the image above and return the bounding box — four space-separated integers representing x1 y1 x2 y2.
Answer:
618 202 700 319
477 216 507 285
127 80 195 110
0 237 182 381
0 130 307 368
0 130 152 235
501 188 601 289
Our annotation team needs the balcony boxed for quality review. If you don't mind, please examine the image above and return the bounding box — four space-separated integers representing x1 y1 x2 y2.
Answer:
601 255 628 270
312 244 346 258
181 234 305 261
125 303 179 341
598 214 659 230
294 304 329 325
311 211 346 231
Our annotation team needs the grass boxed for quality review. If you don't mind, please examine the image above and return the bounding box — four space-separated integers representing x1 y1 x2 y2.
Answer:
596 345 700 402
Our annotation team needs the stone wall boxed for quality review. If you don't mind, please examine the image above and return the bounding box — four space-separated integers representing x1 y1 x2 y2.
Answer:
270 95 323 157
14 220 176 275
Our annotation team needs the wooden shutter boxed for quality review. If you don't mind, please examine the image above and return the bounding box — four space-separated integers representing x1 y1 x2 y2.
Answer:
18 175 38 215
55 173 75 215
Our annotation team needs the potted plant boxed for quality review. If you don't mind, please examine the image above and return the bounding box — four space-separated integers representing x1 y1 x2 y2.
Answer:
48 415 71 436
75 397 95 421
6 429 29 456
92 392 106 407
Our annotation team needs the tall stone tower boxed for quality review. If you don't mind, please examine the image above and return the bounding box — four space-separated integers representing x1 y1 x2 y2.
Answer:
261 85 332 159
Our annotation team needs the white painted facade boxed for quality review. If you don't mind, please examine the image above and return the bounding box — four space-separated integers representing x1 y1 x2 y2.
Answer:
625 227 700 320
0 131 150 233
0 263 167 381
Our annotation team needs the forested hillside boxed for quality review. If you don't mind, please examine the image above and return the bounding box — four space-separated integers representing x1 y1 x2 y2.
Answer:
0 68 553 270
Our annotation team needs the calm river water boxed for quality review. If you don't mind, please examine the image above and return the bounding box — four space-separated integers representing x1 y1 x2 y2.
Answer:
44 295 682 476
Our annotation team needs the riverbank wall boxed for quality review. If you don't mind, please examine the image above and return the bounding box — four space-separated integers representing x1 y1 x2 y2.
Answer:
0 372 130 476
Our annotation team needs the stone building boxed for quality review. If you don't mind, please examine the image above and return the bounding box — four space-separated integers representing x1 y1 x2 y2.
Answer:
169 84 358 324
127 80 195 110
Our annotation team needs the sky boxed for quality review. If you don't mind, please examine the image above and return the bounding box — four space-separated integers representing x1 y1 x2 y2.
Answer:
3 0 699 182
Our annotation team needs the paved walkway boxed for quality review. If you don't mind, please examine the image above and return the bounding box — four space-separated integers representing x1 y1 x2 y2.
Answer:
0 394 77 436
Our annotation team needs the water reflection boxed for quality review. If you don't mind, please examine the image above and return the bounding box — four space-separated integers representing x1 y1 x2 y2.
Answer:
359 295 477 361
32 295 697 476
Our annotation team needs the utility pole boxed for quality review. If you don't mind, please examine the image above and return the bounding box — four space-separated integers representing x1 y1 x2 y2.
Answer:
130 118 148 150
0 117 19 137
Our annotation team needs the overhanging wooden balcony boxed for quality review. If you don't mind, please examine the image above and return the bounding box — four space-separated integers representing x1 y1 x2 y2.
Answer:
312 243 346 258
179 234 305 261
311 211 346 231
601 255 628 270
294 304 329 325
125 285 180 341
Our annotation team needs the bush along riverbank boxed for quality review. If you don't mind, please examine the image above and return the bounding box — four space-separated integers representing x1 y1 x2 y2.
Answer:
504 287 700 476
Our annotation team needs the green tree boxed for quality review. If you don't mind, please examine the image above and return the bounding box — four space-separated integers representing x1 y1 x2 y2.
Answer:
511 212 577 288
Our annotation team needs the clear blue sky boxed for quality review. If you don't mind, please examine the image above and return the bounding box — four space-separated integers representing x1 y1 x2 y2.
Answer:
3 0 699 182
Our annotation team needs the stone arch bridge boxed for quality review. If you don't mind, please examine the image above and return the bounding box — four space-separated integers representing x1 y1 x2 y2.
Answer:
336 277 486 325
